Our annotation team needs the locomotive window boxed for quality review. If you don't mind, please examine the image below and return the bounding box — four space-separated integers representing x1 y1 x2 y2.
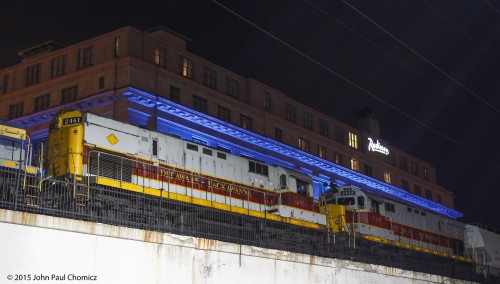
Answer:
297 179 309 196
49 118 60 131
187 143 198 151
357 196 365 207
217 152 226 159
385 202 395 213
249 161 255 172
203 148 213 156
152 139 158 156
420 211 426 216
249 161 269 176
407 207 412 212
280 174 287 189
414 209 420 214
337 197 355 206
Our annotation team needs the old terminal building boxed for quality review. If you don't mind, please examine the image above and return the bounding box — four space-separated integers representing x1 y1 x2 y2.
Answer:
0 26 459 216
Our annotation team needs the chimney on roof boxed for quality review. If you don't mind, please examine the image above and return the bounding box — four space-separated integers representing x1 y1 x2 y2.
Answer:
354 108 380 137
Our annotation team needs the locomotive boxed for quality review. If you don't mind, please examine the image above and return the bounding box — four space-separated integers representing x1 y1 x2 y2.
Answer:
4 110 494 281
0 120 40 206
45 111 470 256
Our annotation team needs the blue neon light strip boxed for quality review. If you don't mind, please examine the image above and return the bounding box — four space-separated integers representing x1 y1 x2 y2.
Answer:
12 93 118 127
123 87 462 219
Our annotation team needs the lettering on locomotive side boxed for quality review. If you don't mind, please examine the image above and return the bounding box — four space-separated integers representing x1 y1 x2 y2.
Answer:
158 168 251 196
171 172 200 183
207 180 250 196
159 169 200 183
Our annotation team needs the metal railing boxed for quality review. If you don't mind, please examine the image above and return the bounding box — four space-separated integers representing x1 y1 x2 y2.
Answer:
0 164 480 282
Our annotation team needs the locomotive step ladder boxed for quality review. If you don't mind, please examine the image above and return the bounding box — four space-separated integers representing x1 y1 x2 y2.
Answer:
24 183 40 207
73 183 90 208
23 168 43 207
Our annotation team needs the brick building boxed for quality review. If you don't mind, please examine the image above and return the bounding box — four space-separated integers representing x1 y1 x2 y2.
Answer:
0 26 456 211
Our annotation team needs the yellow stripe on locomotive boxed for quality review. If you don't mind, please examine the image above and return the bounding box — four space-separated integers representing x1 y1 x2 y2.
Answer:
46 110 84 179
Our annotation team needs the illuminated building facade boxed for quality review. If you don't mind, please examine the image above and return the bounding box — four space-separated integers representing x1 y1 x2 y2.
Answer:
0 26 459 217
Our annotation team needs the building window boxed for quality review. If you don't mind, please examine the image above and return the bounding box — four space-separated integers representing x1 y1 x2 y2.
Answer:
400 156 408 171
217 105 231 122
319 118 329 137
303 111 313 130
423 167 428 181
204 67 217 89
240 115 253 130
8 102 24 119
114 37 120 57
170 85 180 103
154 47 167 67
34 94 50 112
364 164 373 176
411 161 419 176
388 152 396 165
350 158 359 171
226 77 239 98
436 193 442 204
425 189 432 200
193 95 207 113
179 56 193 78
401 179 409 191
384 172 391 183
61 86 78 104
317 145 327 159
26 64 41 86
1 74 9 94
299 138 310 152
77 46 94 69
99 77 105 89
334 152 343 166
51 56 67 78
335 126 345 144
264 91 272 111
275 128 283 142
348 132 358 149
285 103 296 123
413 184 421 195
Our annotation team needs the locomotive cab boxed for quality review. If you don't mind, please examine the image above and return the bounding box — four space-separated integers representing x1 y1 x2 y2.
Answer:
277 167 313 197
46 110 84 180
0 120 29 168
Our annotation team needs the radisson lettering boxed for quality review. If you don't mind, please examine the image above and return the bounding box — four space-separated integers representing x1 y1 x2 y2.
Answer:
367 138 389 155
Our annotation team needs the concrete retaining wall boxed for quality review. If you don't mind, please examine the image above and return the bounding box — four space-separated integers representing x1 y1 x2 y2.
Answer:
0 209 472 284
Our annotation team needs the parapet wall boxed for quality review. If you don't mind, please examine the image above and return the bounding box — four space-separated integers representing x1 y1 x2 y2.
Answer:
0 209 471 284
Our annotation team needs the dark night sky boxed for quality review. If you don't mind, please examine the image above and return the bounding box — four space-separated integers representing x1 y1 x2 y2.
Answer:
1 1 499 229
